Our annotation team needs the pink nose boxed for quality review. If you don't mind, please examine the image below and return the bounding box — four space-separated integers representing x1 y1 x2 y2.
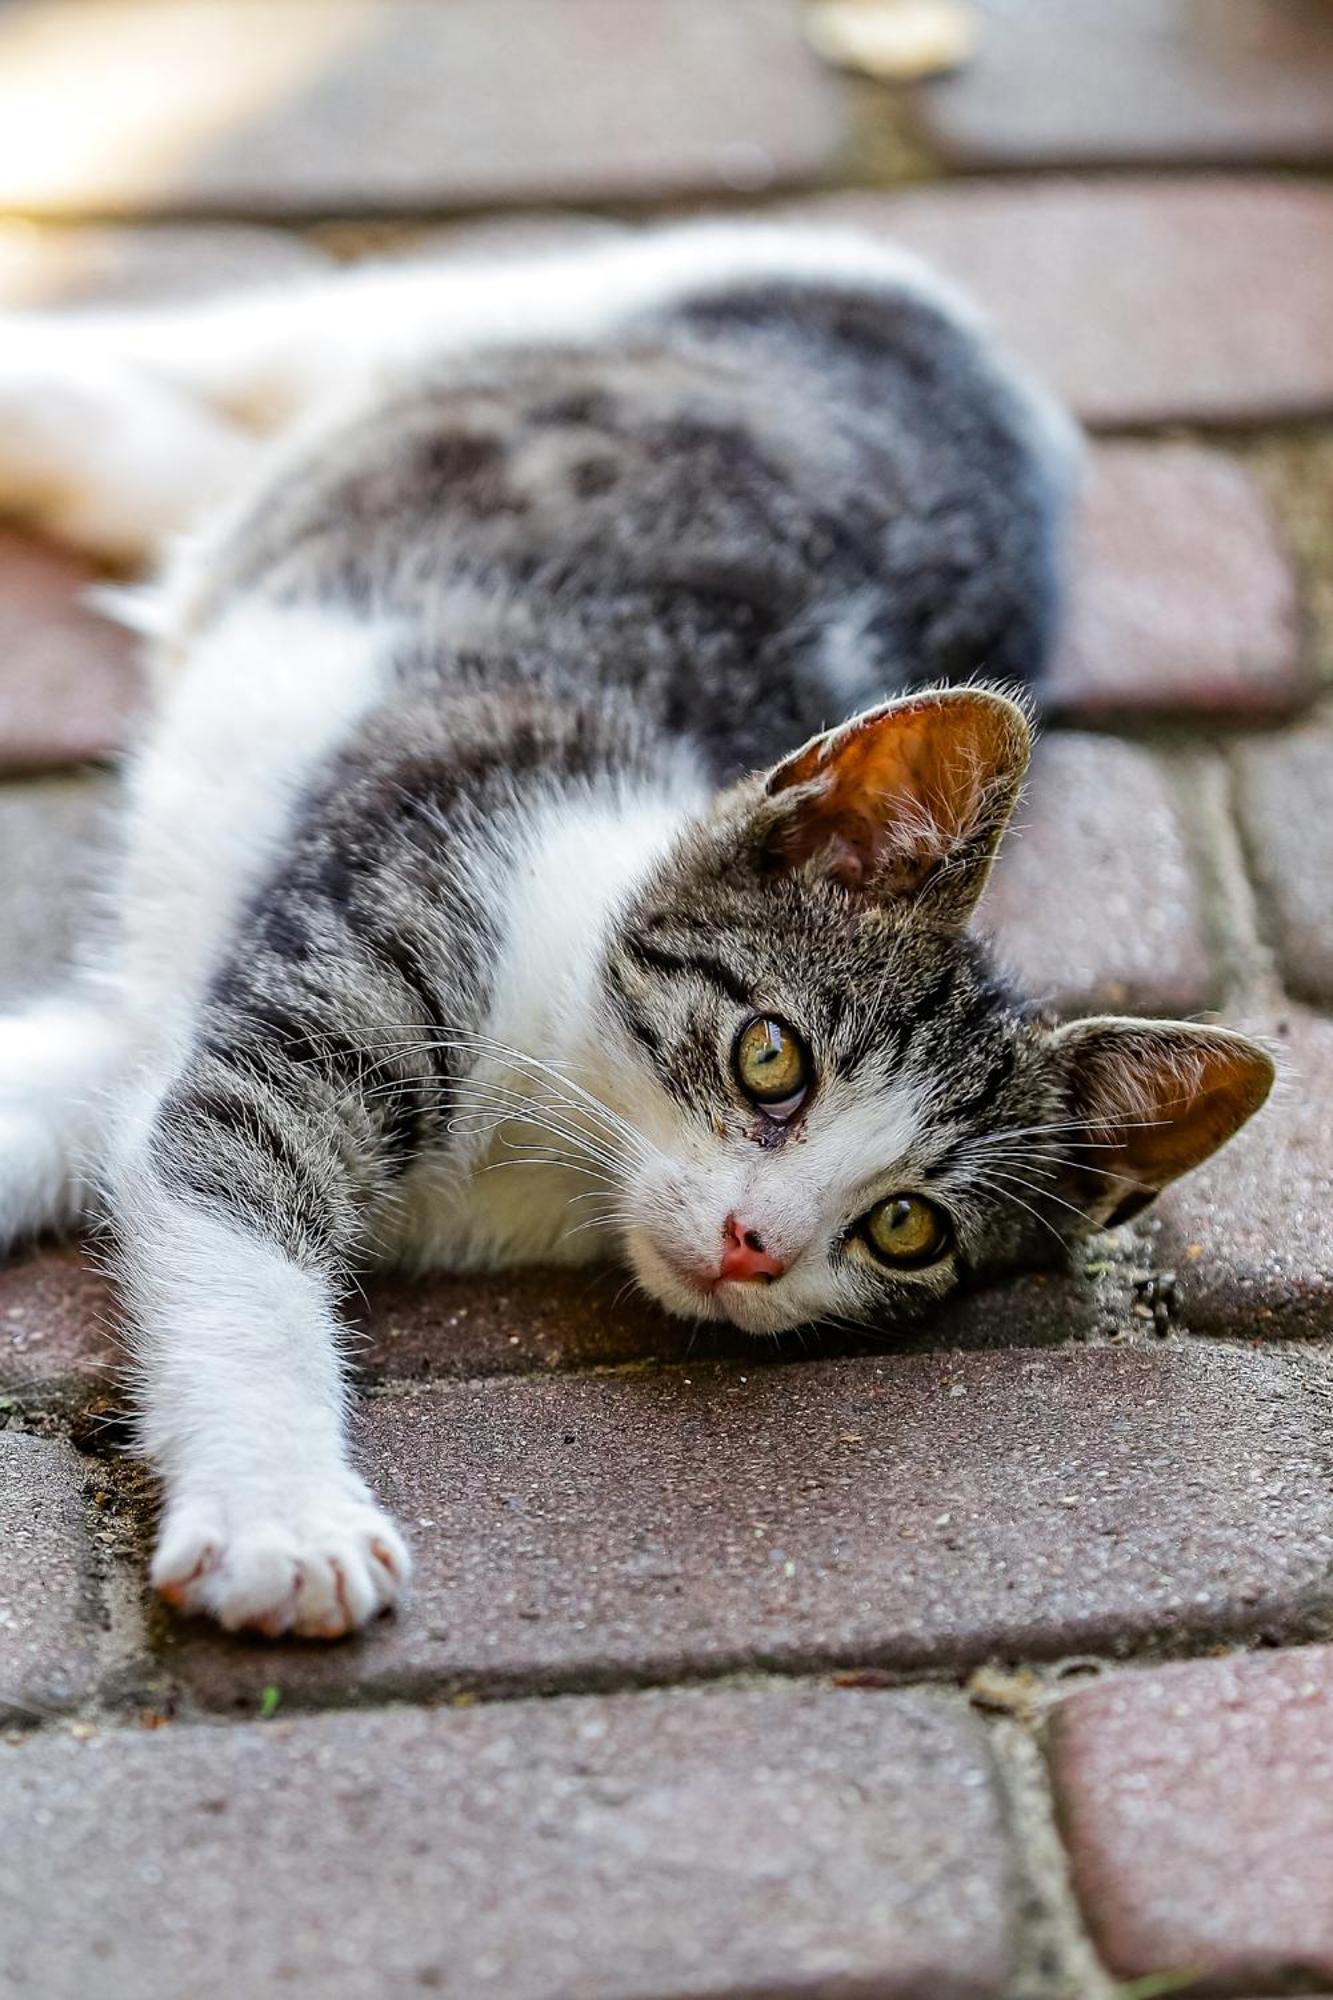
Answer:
719 1213 786 1284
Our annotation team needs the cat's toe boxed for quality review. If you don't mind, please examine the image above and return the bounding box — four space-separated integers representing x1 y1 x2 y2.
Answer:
152 1495 411 1639
152 1509 225 1608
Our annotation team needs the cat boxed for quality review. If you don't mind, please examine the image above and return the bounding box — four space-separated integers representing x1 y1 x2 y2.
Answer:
0 223 1273 1639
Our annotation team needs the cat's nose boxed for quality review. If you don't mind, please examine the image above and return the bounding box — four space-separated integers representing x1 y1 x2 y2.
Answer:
719 1213 786 1284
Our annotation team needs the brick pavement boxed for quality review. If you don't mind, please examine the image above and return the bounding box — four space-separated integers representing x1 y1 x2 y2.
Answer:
2 9 1333 1997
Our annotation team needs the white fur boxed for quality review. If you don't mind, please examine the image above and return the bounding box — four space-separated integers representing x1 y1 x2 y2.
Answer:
114 599 395 1026
0 319 257 562
385 766 708 1272
120 1174 407 1636
0 1000 129 1242
21 222 980 426
622 1061 930 1336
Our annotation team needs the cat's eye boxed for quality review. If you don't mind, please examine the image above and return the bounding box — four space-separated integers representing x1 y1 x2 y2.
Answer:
734 1016 811 1117
861 1194 952 1269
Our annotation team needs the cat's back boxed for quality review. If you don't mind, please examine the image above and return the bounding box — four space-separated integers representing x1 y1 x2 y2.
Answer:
179 229 1077 748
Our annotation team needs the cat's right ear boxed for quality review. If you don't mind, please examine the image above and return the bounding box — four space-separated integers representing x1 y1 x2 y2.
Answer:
742 687 1031 925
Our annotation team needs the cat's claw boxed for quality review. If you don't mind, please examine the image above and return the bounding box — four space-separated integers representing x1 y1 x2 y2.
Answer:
152 1490 411 1639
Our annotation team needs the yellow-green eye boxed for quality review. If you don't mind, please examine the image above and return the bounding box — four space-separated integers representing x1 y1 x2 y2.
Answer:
734 1016 811 1114
861 1194 952 1269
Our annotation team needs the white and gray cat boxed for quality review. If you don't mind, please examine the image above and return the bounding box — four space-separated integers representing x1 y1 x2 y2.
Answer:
0 225 1272 1638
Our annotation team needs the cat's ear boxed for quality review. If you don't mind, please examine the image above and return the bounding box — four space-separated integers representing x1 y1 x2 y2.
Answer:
755 687 1031 924
1049 1018 1275 1229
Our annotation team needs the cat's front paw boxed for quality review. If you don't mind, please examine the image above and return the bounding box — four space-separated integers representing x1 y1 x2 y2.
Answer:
152 1485 411 1639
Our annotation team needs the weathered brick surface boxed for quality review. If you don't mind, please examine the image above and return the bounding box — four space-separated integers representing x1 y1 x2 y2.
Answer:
1236 716 1333 1002
0 1244 121 1411
978 733 1211 1016
911 0 1333 171
0 1433 101 1723
356 1262 715 1383
1050 1646 1333 1996
1052 443 1306 718
0 774 114 1003
0 220 327 310
359 1260 1107 1379
0 535 143 771
1154 1009 1333 1339
0 1 844 217
801 178 1333 426
165 1346 1333 1708
0 1685 1017 2000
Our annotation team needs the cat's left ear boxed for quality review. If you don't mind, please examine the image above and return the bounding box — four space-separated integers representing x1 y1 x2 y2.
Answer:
1049 1018 1275 1229
755 687 1031 924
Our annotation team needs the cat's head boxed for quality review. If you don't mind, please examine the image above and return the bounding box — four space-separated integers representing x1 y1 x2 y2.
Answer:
588 687 1273 1334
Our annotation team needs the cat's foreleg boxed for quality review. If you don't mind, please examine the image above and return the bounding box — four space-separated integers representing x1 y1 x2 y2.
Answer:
116 1086 410 1638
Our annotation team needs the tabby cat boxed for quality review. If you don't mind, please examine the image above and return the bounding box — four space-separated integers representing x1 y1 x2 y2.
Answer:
0 225 1272 1636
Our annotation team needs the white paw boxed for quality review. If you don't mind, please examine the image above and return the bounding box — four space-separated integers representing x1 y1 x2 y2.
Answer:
152 1483 411 1639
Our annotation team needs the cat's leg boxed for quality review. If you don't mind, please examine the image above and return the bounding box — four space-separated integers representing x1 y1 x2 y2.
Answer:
0 321 257 564
0 218 1042 569
0 994 131 1247
115 1069 410 1639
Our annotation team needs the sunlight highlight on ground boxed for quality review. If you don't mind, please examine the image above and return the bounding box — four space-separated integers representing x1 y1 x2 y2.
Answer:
0 0 379 213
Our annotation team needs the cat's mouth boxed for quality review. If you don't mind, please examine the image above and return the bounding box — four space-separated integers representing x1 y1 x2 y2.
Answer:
627 1226 802 1333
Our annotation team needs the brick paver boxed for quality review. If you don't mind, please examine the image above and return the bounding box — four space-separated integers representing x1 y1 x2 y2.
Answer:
163 1346 1333 1709
0 220 328 311
0 1 844 218
0 1685 1017 2000
1154 1008 1333 1340
1049 1646 1333 1996
360 1260 1109 1382
0 1245 121 1414
0 774 113 1004
0 1433 101 1723
0 535 142 772
1236 717 1333 1002
978 733 1211 1016
1052 443 1306 718
802 177 1333 427
911 0 1333 171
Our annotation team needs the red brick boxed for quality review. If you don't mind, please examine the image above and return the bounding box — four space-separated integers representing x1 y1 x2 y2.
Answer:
0 2 845 217
0 533 143 771
1152 1008 1333 1339
163 1345 1333 1709
1050 1645 1333 1996
978 733 1212 1016
1235 717 1333 1002
0 1685 1017 2000
1051 444 1306 719
0 1432 102 1722
799 178 1333 427
0 1244 120 1412
911 0 1333 172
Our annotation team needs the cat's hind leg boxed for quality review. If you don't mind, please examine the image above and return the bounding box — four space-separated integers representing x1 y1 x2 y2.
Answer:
0 321 257 564
0 994 130 1248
